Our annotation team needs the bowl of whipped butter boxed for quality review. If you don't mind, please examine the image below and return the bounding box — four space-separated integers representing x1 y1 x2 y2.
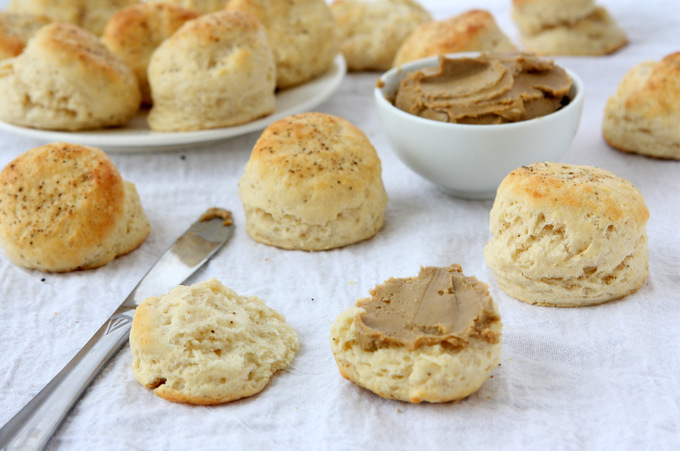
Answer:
375 52 584 199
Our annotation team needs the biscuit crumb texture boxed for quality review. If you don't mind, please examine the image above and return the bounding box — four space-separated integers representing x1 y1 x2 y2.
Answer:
484 162 649 307
330 306 502 403
130 279 299 405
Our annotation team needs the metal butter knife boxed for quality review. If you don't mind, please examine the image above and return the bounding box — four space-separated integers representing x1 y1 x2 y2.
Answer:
0 208 235 451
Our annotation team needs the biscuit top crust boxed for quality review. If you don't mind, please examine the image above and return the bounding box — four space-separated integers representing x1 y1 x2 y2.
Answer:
623 52 680 118
355 265 501 351
500 162 649 225
30 22 132 82
241 112 384 222
168 9 260 44
428 9 496 46
0 143 125 257
102 3 198 60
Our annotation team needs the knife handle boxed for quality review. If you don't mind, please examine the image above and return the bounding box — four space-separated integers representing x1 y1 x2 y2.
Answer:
0 311 134 451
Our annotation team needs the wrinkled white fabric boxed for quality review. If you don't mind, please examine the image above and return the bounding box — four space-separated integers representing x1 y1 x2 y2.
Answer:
0 1 678 449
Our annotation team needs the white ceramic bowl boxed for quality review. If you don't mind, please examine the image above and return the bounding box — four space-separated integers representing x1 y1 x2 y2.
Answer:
375 53 585 199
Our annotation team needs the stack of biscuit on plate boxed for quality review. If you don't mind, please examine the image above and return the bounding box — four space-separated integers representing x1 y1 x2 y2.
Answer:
0 0 340 132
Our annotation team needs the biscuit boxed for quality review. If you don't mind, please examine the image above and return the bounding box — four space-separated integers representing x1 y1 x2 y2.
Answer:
0 23 141 131
103 3 198 105
226 0 338 89
147 0 230 15
511 0 596 35
0 12 51 61
602 52 680 160
484 162 649 307
7 0 139 36
331 0 431 72
147 10 275 132
238 112 388 251
393 9 516 67
330 265 502 403
130 278 298 405
0 143 150 272
514 6 627 56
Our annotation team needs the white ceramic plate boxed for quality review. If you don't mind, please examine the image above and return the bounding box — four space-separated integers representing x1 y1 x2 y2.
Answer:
0 55 346 153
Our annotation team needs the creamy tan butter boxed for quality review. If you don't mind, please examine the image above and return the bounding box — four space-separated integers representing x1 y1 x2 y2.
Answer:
393 52 572 124
355 265 500 351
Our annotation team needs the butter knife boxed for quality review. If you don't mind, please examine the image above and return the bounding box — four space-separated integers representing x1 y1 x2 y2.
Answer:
0 207 235 451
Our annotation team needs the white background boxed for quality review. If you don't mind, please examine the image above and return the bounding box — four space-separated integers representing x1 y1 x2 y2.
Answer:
0 1 678 449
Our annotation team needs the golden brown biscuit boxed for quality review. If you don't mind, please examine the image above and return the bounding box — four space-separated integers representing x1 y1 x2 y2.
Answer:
0 23 141 131
602 52 680 160
0 143 150 272
147 0 230 15
8 0 139 36
484 162 649 307
0 12 51 61
238 112 388 251
147 10 275 131
226 0 338 89
103 3 199 105
331 0 431 72
393 9 516 67
130 279 298 405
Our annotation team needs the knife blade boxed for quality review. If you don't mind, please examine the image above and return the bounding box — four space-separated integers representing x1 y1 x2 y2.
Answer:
0 207 235 451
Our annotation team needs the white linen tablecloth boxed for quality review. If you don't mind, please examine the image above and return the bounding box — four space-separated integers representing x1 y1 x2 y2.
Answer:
0 1 678 449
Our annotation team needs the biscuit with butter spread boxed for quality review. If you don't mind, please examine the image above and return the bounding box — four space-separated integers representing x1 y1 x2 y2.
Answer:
330 265 502 403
